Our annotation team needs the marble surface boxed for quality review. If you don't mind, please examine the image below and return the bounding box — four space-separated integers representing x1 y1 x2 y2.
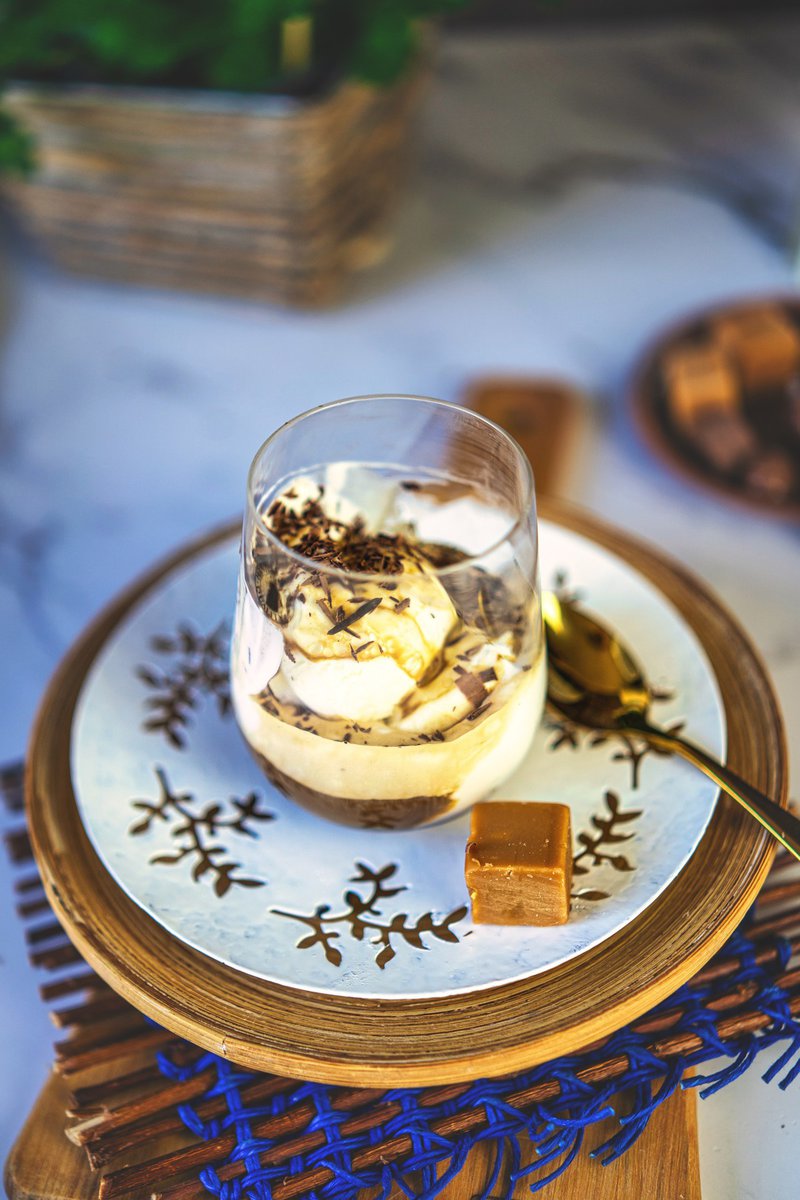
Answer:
1 17 800 1199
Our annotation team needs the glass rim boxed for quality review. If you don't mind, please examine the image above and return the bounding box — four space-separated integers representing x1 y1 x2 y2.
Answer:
246 394 536 581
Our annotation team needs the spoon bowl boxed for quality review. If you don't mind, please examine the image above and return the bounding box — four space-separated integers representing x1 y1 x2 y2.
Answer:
543 591 650 728
542 590 800 861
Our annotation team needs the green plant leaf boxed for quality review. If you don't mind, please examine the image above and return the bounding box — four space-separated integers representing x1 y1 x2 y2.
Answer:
0 104 35 175
349 0 417 86
0 0 480 170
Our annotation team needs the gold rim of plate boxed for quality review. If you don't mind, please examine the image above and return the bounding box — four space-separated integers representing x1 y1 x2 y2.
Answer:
26 499 786 1086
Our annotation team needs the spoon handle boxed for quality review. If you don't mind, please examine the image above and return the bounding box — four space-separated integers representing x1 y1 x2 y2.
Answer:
627 718 800 861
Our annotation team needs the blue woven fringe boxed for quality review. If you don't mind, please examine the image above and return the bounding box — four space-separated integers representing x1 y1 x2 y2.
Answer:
156 919 799 1200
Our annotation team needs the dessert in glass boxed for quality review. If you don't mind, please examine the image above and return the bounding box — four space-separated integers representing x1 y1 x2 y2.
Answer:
231 395 546 829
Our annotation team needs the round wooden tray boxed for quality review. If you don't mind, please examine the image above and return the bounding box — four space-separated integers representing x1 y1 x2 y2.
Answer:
26 500 786 1086
630 293 800 523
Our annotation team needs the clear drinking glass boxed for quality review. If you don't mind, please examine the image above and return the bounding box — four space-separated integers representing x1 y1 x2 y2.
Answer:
231 395 546 829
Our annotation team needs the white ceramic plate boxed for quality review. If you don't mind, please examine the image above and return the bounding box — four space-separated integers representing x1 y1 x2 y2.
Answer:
71 519 725 1000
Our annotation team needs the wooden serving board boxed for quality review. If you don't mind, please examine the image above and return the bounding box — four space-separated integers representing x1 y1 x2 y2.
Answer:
25 498 785 1086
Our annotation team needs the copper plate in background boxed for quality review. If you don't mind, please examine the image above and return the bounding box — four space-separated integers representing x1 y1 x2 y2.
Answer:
630 293 800 522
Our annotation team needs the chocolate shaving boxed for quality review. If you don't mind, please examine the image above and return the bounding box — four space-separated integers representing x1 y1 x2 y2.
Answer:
455 672 488 708
327 596 382 636
417 541 468 569
265 581 280 612
317 598 336 624
467 702 490 722
393 597 411 613
266 491 413 574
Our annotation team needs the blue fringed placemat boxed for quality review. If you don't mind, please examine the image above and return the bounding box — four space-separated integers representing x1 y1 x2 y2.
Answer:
147 908 799 1200
3 761 799 1200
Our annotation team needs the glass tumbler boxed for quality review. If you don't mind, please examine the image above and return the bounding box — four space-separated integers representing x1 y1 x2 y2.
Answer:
231 395 545 829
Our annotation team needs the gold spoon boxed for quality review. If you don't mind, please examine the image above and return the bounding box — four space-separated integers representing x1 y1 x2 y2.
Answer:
542 591 800 861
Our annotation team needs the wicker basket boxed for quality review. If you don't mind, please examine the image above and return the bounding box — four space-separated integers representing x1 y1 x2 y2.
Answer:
1 69 425 306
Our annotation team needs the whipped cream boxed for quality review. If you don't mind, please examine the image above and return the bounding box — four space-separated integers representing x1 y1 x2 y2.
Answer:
280 556 458 723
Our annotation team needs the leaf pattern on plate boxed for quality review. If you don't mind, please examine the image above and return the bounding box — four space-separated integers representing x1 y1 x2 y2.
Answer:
129 766 274 895
272 862 468 969
137 622 230 748
572 790 643 902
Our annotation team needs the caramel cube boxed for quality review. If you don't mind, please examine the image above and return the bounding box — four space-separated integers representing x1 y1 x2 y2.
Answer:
745 450 796 503
465 801 572 926
662 344 740 431
687 409 757 473
713 306 800 390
